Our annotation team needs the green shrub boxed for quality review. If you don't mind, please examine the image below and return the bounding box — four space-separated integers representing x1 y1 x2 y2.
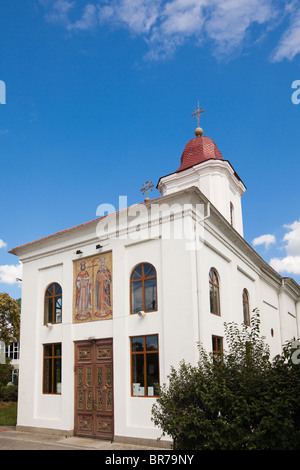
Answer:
0 384 18 402
152 311 300 450
0 361 13 387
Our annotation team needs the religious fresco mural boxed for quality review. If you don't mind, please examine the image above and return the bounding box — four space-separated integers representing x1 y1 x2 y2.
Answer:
73 252 113 323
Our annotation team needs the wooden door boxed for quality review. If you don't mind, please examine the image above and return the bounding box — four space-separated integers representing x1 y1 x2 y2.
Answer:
74 338 114 440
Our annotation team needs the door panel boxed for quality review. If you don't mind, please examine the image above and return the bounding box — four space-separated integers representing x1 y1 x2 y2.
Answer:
74 341 94 437
94 339 114 439
74 339 114 440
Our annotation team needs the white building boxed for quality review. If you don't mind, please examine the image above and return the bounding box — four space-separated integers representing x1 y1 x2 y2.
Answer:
10 121 300 447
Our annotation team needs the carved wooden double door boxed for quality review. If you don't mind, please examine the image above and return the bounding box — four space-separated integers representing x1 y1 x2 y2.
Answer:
74 338 114 440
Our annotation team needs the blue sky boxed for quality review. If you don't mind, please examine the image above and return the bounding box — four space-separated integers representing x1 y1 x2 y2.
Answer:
0 0 300 299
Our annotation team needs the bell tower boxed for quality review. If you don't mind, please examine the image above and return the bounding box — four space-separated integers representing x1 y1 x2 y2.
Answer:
157 105 246 236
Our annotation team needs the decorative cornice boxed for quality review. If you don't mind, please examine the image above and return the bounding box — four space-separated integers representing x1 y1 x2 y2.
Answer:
199 159 246 196
157 158 246 196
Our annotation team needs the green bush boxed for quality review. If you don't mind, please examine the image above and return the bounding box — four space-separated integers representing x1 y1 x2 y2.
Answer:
152 311 300 450
0 384 18 402
0 361 13 387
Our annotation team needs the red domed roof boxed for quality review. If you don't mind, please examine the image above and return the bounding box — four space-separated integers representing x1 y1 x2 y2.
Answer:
177 135 223 172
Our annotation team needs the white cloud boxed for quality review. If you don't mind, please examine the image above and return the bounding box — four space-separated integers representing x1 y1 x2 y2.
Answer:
282 219 300 256
68 4 98 31
41 0 98 31
144 0 279 60
271 7 300 61
269 256 300 275
0 239 7 249
99 0 160 34
43 0 75 26
205 0 277 57
269 219 300 276
252 233 276 249
0 262 22 286
39 0 300 61
144 0 205 59
159 0 205 36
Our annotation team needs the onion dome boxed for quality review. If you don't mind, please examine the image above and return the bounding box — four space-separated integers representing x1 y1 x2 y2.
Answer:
177 132 223 172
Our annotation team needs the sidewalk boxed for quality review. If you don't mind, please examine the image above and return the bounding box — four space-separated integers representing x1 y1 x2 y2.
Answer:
0 426 167 451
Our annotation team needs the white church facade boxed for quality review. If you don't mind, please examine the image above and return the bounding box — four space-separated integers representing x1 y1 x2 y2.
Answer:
10 116 300 447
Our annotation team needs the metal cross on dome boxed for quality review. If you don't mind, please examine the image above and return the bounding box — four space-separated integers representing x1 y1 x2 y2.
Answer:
191 102 205 127
141 180 154 202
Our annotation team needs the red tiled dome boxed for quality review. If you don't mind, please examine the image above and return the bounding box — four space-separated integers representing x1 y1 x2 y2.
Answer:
177 135 223 172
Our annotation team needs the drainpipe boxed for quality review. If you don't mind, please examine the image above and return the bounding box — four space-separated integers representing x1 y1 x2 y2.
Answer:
278 279 285 350
296 297 300 339
194 202 211 349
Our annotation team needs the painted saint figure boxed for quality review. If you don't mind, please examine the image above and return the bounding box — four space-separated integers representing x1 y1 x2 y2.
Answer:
75 261 91 320
95 257 112 318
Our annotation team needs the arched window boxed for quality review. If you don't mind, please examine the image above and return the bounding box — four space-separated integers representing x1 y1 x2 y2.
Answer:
44 283 62 324
209 268 220 316
130 263 157 314
243 288 250 325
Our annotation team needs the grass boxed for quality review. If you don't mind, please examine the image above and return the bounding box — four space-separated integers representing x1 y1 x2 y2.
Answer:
0 402 17 426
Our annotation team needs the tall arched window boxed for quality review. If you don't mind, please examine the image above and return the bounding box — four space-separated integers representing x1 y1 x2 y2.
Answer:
243 288 250 325
209 268 220 316
44 283 62 324
130 263 157 314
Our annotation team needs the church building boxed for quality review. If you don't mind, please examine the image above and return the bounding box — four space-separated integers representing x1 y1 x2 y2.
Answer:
10 108 300 447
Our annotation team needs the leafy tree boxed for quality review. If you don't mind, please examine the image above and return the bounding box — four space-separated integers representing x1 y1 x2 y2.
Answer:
0 293 20 345
151 310 300 450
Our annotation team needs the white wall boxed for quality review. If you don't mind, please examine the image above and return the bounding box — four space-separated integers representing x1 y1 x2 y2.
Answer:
158 160 246 236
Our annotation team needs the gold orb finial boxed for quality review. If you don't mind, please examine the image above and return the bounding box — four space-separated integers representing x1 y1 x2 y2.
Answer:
194 127 203 137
